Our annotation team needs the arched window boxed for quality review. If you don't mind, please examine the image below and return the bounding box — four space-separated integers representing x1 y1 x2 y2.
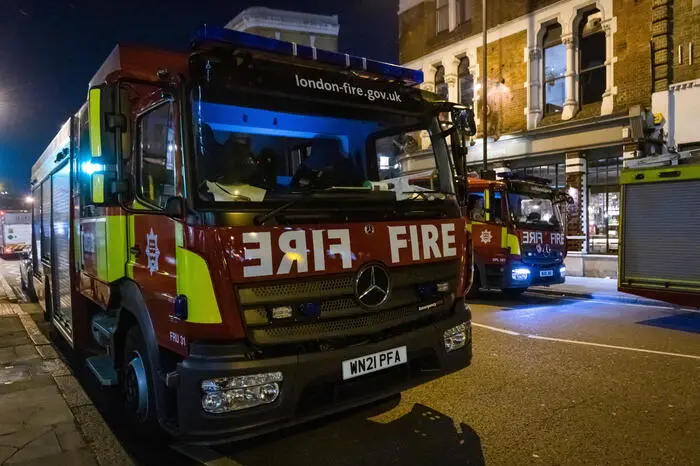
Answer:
579 9 605 105
458 57 474 106
435 65 448 100
543 23 566 114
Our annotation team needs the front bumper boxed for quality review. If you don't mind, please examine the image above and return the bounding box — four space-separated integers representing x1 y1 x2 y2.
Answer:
172 300 471 444
502 260 566 288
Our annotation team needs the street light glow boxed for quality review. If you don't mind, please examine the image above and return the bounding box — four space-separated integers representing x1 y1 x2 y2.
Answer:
24 196 34 204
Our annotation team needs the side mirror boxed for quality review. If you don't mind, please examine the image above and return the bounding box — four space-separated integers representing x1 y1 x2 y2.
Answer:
85 85 126 206
88 170 117 206
88 86 126 166
164 196 185 218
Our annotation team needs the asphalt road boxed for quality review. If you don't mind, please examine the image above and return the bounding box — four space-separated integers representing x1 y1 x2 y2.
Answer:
4 258 699 465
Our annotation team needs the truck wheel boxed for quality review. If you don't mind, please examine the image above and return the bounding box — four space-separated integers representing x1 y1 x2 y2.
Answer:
502 287 527 298
121 325 161 437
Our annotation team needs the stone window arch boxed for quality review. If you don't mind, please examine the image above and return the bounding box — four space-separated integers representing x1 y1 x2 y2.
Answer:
435 64 449 100
458 56 474 107
542 22 566 115
576 8 606 106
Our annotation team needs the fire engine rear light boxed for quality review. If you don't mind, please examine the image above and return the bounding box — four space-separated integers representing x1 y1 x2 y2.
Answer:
201 372 283 413
512 267 531 281
443 322 468 352
191 25 424 85
270 305 293 320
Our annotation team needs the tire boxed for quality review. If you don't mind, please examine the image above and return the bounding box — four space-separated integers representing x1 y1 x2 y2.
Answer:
502 287 527 298
121 325 161 437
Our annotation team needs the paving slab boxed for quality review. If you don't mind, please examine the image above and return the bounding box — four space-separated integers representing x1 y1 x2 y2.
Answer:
0 386 74 430
4 430 61 464
0 427 52 449
0 446 15 464
8 448 98 466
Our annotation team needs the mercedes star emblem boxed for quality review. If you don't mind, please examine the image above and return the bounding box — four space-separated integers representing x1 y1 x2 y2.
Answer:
364 224 375 235
354 264 391 309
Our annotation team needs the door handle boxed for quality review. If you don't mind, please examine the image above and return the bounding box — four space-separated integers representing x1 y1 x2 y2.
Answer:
130 246 141 256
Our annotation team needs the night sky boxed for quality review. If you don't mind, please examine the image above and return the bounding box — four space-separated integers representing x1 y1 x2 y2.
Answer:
0 0 399 194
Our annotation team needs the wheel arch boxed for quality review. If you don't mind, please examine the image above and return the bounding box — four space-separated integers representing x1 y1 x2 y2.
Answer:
111 278 170 427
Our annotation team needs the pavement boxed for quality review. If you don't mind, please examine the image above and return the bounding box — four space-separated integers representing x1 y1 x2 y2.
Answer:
530 275 675 307
0 262 133 466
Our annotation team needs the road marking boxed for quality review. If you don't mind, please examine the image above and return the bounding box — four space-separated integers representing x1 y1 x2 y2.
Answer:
171 444 245 466
473 322 700 360
589 299 677 310
471 322 520 336
525 334 700 360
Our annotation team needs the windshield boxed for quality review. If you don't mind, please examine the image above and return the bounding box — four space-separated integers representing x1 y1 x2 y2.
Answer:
508 192 562 228
191 95 452 204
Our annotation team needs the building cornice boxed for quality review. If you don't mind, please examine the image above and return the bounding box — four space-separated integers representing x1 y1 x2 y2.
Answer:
226 7 339 36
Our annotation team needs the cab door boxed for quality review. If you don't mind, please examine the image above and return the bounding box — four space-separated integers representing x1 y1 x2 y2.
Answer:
468 187 505 288
126 97 183 353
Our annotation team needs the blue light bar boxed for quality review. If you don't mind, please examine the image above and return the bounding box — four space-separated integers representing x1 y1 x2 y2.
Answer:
191 24 424 85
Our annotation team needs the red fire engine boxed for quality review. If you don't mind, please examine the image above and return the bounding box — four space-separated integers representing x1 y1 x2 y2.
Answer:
29 26 472 442
465 173 568 297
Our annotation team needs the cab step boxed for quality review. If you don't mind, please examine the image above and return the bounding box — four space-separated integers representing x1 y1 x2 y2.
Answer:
86 355 118 386
91 313 117 350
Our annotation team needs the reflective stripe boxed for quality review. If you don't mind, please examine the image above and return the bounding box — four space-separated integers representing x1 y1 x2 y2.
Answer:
484 189 490 221
89 216 127 282
506 233 521 256
91 174 105 204
105 216 127 282
88 88 102 158
621 165 700 185
176 247 223 324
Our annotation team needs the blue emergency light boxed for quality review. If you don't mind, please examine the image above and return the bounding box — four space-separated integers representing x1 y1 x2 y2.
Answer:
191 24 424 85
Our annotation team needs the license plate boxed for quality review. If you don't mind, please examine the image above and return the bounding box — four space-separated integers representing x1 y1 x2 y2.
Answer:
342 346 407 380
540 269 554 277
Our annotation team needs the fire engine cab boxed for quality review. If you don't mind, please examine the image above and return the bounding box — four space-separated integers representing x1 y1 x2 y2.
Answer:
465 173 567 297
29 26 473 442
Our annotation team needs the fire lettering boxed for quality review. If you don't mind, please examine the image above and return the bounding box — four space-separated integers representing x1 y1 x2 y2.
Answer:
389 223 458 264
242 229 352 278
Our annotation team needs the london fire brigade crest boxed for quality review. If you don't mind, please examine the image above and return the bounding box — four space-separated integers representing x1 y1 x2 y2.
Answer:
480 229 492 244
146 228 160 275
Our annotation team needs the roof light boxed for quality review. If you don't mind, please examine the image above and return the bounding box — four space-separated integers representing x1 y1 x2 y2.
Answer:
191 25 423 85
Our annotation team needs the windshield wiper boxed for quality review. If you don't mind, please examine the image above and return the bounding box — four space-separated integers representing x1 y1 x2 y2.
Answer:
398 190 447 201
254 188 373 225
212 182 252 202
254 190 318 226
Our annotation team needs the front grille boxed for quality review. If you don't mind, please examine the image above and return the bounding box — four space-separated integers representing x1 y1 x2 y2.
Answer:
238 276 354 305
249 304 446 345
237 260 459 345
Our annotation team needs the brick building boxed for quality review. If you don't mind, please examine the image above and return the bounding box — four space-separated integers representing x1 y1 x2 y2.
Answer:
226 7 339 52
399 0 700 277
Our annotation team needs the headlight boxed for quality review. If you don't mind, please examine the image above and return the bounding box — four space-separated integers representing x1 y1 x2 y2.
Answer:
444 322 469 352
511 267 531 281
201 372 283 413
559 266 566 276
